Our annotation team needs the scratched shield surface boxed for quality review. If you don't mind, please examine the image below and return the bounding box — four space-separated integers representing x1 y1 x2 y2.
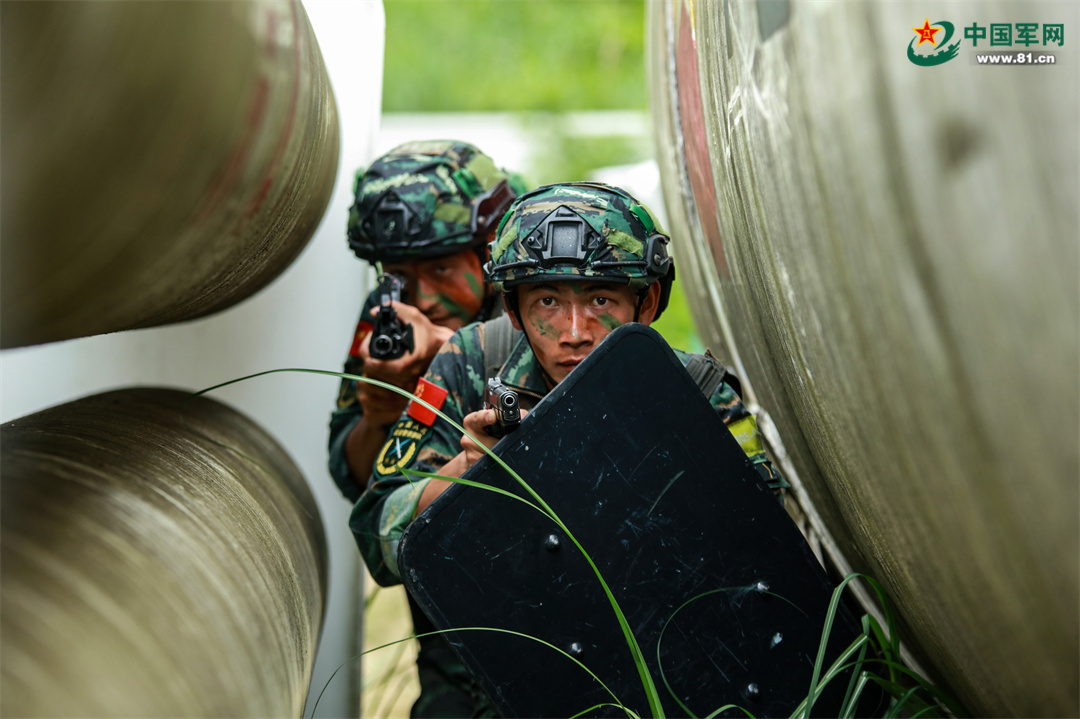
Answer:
648 1 1078 715
401 325 873 718
0 0 339 348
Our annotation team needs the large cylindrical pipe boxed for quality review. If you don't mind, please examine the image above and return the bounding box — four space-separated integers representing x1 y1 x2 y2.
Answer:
1 388 327 717
0 0 339 348
649 1 1078 716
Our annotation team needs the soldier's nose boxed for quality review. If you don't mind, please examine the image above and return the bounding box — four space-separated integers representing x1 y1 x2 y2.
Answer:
563 308 592 344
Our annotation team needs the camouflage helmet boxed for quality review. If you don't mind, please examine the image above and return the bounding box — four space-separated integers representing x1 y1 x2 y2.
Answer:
484 182 675 319
347 140 525 263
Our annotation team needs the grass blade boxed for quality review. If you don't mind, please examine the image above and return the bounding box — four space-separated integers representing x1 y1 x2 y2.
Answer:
197 369 665 717
312 626 632 718
400 467 549 518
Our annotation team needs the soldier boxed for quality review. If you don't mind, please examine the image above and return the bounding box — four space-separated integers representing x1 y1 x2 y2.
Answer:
351 181 786 612
328 140 526 718
329 140 526 499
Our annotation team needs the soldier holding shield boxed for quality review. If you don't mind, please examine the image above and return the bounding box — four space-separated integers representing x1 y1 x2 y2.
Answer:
352 182 785 588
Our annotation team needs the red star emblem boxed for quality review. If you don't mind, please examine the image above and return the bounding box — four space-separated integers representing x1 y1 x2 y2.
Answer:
912 18 941 46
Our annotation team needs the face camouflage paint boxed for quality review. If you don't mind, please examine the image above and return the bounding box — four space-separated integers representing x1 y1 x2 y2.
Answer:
384 250 486 330
514 282 642 384
598 312 622 331
530 316 555 338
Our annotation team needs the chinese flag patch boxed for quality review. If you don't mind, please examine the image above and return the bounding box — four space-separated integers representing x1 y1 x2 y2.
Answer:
407 378 449 426
349 320 374 357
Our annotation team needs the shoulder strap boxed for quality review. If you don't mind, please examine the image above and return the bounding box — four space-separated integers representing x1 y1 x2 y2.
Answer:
483 313 517 381
685 349 743 399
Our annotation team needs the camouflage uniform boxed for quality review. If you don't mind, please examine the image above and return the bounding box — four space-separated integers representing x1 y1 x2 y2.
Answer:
350 182 785 717
328 140 527 500
350 317 784 586
329 140 526 719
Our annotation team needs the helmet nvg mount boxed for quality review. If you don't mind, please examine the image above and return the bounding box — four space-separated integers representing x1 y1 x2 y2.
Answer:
347 140 522 263
484 182 675 319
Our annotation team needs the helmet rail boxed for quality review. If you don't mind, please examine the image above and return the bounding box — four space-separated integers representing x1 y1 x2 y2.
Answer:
347 140 524 263
484 182 675 319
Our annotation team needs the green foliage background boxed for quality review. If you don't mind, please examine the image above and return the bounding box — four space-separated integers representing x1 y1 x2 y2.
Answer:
383 0 648 113
382 0 701 352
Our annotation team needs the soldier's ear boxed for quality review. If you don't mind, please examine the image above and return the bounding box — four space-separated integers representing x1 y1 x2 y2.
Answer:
637 283 662 325
505 296 523 331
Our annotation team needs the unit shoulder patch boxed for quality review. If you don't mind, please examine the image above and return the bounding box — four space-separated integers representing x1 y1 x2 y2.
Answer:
375 420 432 477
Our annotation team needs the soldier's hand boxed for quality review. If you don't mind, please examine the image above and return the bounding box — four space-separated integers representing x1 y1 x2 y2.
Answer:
460 408 529 470
356 302 451 424
355 331 416 427
364 301 454 376
354 377 409 429
461 409 500 467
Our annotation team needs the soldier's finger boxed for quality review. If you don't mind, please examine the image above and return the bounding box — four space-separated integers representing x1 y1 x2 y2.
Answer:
462 408 496 434
387 301 430 326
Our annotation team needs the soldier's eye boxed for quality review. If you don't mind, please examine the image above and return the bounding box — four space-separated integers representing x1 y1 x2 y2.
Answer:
385 266 414 283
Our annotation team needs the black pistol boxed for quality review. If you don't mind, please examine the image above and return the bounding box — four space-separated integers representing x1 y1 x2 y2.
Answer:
370 273 415 360
484 377 521 438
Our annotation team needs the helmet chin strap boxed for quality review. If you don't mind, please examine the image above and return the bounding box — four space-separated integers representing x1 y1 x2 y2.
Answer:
633 287 649 323
474 245 498 322
476 292 499 323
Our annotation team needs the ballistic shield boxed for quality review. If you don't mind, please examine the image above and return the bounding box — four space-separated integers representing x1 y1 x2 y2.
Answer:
400 324 878 718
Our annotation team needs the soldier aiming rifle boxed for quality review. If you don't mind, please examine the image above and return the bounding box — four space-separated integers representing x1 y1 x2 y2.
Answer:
329 140 527 718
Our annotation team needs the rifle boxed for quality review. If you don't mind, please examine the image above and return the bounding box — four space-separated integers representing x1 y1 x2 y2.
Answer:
369 273 414 360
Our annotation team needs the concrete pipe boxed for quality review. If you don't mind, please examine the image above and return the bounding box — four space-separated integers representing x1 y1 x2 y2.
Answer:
648 1 1078 716
1 388 327 717
0 0 340 348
